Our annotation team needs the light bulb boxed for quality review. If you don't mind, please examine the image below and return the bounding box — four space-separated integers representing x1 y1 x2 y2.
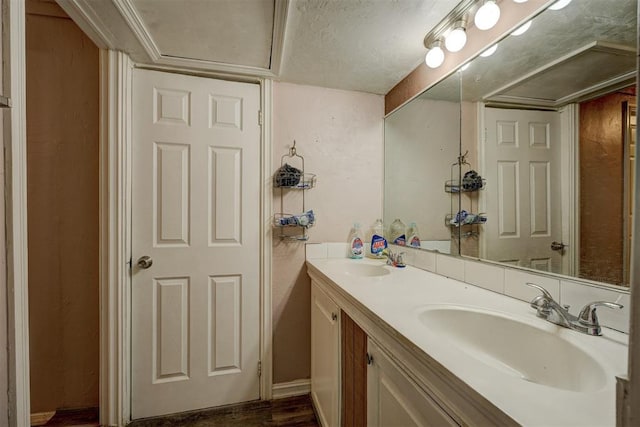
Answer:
549 0 572 10
480 44 498 57
425 44 445 68
511 20 532 36
513 0 528 2
445 26 467 52
474 0 501 30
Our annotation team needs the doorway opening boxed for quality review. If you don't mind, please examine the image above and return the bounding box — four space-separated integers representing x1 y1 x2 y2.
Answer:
26 1 100 425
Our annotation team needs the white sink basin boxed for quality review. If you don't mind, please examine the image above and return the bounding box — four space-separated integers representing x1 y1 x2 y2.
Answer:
343 263 390 277
418 305 607 392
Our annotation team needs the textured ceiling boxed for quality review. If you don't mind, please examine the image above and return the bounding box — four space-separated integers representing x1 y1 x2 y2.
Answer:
59 0 461 94
131 0 275 68
279 0 460 94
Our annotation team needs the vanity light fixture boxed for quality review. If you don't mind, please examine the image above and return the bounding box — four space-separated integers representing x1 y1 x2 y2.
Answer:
480 44 498 57
445 20 467 52
474 0 501 30
511 20 532 36
425 40 445 68
549 0 572 10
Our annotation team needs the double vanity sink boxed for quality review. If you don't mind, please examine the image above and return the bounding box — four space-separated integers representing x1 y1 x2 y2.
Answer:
419 305 607 394
307 257 628 426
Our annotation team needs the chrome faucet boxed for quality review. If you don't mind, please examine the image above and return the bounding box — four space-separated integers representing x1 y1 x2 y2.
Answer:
524 283 623 336
385 249 406 268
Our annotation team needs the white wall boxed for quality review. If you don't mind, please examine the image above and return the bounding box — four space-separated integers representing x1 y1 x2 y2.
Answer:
272 81 384 382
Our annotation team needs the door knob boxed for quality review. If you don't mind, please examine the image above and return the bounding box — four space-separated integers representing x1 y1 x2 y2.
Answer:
137 256 153 269
550 241 567 252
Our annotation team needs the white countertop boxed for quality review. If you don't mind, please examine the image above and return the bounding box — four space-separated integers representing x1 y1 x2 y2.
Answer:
306 257 629 427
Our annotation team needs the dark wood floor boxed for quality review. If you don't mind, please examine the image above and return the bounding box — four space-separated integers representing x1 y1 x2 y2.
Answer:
40 407 99 426
128 395 319 427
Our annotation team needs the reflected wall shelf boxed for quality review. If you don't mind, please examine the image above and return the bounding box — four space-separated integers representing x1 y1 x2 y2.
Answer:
446 151 485 239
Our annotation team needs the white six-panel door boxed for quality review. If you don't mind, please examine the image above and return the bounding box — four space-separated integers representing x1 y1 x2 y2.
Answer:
482 107 562 273
131 69 261 419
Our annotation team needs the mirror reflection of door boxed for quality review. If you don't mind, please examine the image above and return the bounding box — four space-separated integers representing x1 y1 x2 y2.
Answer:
480 88 636 285
481 106 563 273
579 87 636 286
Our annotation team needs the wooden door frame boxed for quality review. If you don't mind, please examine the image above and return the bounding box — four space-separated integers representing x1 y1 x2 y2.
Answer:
559 103 579 277
100 50 133 426
622 101 637 285
4 0 31 425
99 55 274 425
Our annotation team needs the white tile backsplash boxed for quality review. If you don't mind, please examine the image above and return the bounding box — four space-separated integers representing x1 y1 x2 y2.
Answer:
413 249 437 272
504 269 560 302
305 243 327 259
560 280 630 333
327 242 349 258
464 260 504 293
436 254 465 281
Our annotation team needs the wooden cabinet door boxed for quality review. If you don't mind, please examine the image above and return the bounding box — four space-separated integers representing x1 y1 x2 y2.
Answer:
311 282 341 427
341 312 367 426
367 339 458 427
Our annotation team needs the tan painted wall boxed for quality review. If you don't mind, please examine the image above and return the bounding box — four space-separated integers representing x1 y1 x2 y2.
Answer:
579 88 636 285
272 82 384 382
26 4 99 412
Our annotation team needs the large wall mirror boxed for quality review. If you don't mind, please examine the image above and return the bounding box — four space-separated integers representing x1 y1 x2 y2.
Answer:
384 73 461 254
460 0 636 288
384 0 637 291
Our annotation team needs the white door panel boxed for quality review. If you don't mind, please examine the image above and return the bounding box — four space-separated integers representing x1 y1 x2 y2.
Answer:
483 107 562 273
132 69 261 419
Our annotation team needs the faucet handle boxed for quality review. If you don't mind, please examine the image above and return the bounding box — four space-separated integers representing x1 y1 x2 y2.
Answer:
524 283 556 317
524 282 555 300
577 301 623 326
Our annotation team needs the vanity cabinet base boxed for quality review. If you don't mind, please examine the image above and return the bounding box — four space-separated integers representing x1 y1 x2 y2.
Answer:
367 339 458 427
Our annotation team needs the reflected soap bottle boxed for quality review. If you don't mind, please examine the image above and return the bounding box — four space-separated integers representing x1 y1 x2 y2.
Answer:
389 218 406 246
407 222 421 248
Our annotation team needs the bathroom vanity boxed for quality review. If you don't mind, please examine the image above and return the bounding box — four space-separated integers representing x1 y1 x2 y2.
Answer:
307 257 628 427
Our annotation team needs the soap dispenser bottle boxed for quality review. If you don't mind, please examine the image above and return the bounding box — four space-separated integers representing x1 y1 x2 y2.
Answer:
407 222 421 248
348 223 364 259
389 218 406 246
369 218 387 258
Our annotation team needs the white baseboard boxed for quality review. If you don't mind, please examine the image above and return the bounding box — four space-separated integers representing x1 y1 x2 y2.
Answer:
272 379 311 399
